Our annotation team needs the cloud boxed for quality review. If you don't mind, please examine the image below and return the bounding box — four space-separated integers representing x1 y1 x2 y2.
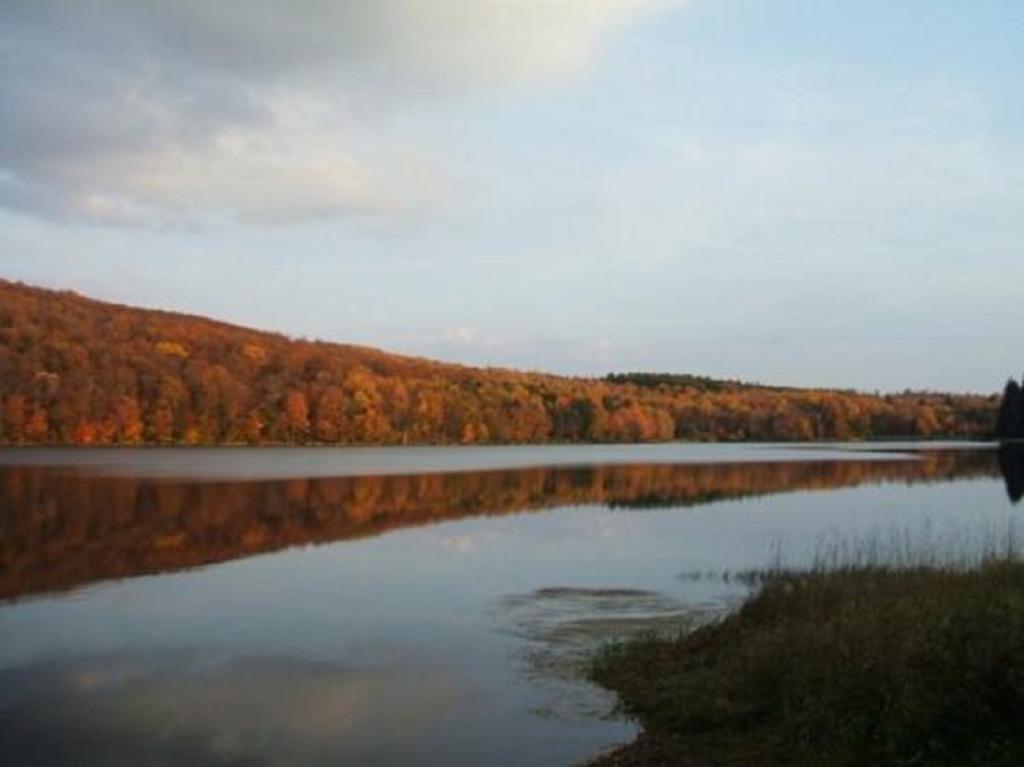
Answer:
0 0 668 226
439 325 482 344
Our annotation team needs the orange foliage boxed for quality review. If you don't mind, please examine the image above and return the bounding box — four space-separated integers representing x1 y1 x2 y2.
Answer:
0 279 999 445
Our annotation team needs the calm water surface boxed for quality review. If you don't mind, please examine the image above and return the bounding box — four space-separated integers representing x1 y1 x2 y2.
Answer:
0 443 1020 765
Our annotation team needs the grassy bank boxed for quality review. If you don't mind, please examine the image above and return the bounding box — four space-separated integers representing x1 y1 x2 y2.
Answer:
588 560 1024 766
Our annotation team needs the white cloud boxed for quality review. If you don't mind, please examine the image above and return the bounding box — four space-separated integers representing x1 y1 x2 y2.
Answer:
0 0 672 226
440 326 481 344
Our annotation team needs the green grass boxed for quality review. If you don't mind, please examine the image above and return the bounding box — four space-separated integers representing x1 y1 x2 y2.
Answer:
589 559 1024 766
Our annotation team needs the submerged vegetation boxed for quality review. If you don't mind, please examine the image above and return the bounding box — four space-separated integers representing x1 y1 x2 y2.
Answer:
589 544 1024 766
0 279 998 445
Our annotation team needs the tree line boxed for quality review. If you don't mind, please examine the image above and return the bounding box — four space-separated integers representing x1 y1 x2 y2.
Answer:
0 279 1000 445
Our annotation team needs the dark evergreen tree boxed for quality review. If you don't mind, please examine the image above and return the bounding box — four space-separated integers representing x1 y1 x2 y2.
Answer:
996 377 1024 440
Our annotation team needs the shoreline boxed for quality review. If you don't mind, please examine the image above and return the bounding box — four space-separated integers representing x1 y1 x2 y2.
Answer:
585 559 1024 766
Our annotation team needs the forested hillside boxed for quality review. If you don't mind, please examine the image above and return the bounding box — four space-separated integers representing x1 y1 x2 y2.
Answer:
0 280 998 445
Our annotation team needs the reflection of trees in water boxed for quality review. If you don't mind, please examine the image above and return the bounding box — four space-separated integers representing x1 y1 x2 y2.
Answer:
999 445 1024 504
0 451 999 600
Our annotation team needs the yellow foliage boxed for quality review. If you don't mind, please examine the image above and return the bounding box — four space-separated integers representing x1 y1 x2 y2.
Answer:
242 343 267 363
155 341 189 358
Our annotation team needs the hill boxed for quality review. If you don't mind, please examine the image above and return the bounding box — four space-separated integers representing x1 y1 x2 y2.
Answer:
0 279 998 445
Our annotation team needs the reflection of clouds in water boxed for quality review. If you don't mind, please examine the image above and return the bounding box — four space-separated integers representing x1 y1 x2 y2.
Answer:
496 586 720 721
0 654 456 767
435 528 510 555
439 532 479 554
586 516 630 539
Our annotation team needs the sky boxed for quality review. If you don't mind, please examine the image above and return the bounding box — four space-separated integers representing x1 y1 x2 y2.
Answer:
1 0 1022 393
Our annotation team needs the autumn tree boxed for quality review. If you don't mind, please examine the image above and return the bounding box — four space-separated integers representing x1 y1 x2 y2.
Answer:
313 386 346 442
283 390 310 442
3 394 26 443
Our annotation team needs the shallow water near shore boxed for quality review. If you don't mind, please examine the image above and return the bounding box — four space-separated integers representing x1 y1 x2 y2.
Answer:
0 442 1017 766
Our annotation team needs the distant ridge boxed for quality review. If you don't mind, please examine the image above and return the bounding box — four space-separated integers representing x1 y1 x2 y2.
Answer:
604 372 789 393
0 279 998 445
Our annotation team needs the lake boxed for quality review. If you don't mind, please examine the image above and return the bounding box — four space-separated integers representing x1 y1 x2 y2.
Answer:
1 443 1020 766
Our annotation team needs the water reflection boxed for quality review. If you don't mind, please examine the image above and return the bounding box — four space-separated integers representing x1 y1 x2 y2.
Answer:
999 444 1024 504
0 446 1019 767
0 450 1001 600
0 654 456 767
